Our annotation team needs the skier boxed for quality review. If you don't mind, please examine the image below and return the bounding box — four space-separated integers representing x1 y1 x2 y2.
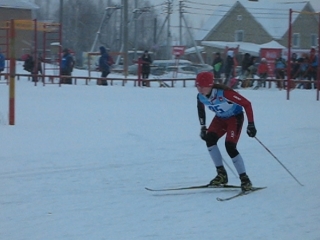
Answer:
196 71 257 191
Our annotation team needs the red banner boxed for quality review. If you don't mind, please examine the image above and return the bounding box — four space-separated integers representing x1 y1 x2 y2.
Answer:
260 48 282 77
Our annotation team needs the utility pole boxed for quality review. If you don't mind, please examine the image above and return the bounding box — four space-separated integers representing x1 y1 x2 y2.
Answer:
90 6 121 52
155 15 168 48
123 0 128 77
179 1 183 45
153 17 157 58
59 0 63 45
132 6 151 59
120 0 124 51
166 0 173 59
134 0 138 60
59 0 63 24
181 13 204 64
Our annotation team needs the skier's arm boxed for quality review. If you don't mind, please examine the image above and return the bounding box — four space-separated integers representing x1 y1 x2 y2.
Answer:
223 90 254 122
197 94 206 126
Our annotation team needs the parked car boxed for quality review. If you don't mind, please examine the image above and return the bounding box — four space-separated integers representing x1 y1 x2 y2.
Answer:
191 63 213 73
166 64 214 75
152 59 192 68
165 65 198 75
128 59 193 75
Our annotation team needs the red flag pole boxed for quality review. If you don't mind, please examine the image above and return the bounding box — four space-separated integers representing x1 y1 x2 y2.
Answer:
9 19 16 125
287 9 292 100
317 12 320 101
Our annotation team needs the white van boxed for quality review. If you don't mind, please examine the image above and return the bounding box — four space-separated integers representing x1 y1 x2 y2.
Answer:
128 59 193 75
150 59 192 75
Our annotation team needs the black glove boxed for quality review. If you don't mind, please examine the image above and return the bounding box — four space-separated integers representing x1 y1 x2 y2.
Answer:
200 126 207 141
247 122 257 137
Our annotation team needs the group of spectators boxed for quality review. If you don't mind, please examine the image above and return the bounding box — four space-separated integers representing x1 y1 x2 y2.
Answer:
289 48 318 89
19 46 152 86
21 47 111 85
211 48 318 89
212 51 262 89
273 49 318 89
22 48 75 84
2 45 318 89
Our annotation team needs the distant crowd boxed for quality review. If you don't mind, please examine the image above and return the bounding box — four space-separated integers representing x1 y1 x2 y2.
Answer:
211 47 318 90
0 46 318 89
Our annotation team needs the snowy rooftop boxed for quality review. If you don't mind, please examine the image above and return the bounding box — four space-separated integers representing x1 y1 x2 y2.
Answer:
195 0 312 41
200 40 286 56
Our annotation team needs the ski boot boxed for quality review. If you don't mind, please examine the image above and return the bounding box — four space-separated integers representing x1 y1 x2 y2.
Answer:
209 166 228 186
240 173 252 191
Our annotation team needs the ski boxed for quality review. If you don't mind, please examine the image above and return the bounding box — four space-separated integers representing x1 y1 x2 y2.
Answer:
216 187 267 202
145 184 242 192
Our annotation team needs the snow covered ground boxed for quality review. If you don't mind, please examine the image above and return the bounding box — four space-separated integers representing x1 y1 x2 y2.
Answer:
0 63 319 240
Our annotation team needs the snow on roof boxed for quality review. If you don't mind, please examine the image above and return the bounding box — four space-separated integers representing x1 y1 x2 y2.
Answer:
195 0 310 41
0 0 39 10
201 41 262 56
244 1 308 39
260 40 286 49
184 46 204 54
201 40 287 56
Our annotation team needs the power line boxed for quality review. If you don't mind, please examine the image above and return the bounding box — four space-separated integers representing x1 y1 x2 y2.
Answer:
184 0 307 13
182 10 294 20
182 5 299 16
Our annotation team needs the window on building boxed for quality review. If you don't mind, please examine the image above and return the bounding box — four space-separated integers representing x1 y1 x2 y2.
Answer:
292 33 300 48
311 34 317 47
235 30 244 42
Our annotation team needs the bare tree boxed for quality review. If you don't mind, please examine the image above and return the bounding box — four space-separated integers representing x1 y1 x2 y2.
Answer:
33 0 167 64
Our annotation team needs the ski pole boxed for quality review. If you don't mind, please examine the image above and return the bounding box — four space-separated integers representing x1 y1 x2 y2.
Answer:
254 137 304 186
222 158 238 178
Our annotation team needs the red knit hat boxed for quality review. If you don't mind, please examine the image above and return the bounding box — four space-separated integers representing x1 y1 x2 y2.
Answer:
196 72 214 87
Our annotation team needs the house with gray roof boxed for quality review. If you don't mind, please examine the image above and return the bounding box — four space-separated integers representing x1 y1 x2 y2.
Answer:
194 0 318 62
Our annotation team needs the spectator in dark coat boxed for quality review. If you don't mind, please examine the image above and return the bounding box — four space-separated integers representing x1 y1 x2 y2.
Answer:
296 55 309 89
140 50 152 79
274 53 286 88
139 50 152 87
31 54 43 82
241 53 252 78
290 52 299 79
99 46 113 86
240 53 253 88
223 51 234 85
274 54 286 79
0 48 5 80
60 48 74 84
23 54 34 73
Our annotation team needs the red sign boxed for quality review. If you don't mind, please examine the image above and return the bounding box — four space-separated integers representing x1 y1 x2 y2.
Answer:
172 46 186 56
260 48 283 77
